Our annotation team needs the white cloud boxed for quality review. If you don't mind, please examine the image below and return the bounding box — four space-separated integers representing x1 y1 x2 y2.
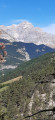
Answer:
12 19 28 24
42 23 55 34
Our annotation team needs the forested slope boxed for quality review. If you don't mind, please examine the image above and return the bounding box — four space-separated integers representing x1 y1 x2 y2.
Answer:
0 52 55 120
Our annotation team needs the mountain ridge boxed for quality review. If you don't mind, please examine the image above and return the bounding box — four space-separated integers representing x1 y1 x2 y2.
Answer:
0 38 55 77
0 21 55 48
0 39 55 67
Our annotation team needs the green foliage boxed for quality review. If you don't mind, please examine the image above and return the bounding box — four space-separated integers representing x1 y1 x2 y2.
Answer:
0 52 55 120
0 52 55 83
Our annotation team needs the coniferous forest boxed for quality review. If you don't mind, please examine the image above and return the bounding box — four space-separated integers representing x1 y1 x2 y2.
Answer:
0 52 55 120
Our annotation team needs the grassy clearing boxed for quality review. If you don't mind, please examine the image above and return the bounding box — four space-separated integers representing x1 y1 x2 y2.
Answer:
0 86 8 92
0 76 22 91
1 76 22 85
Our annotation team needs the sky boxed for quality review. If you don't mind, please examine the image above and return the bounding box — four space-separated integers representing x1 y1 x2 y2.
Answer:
0 0 55 34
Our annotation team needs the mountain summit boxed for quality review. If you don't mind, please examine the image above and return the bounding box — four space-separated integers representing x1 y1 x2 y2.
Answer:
0 21 55 48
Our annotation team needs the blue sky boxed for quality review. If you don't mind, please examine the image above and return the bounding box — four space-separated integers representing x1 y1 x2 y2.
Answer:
0 0 55 34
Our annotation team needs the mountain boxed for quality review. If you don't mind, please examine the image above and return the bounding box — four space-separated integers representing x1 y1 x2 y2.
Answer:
0 52 55 120
0 21 55 48
0 39 55 76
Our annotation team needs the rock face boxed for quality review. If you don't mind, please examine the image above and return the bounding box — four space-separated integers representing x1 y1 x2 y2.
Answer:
0 21 55 48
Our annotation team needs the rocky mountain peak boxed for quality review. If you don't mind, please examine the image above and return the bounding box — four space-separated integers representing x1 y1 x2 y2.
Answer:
0 21 55 48
35 27 43 33
17 21 34 29
19 21 33 26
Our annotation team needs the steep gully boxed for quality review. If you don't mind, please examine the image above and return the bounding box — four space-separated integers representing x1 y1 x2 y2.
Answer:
24 74 55 119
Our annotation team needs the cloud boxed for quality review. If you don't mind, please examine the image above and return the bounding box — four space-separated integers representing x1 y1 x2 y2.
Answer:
42 23 55 34
12 19 28 24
